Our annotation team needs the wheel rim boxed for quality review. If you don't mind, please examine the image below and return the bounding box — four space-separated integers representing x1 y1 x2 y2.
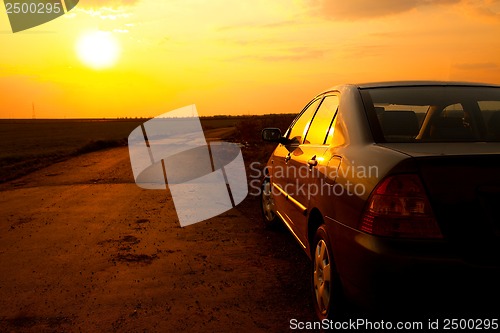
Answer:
313 239 331 315
261 181 275 221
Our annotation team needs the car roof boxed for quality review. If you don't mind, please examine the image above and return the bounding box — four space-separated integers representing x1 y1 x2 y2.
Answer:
322 81 500 93
355 81 500 89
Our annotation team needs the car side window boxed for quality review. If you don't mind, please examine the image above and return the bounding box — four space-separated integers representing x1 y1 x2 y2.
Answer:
305 94 339 145
287 98 322 144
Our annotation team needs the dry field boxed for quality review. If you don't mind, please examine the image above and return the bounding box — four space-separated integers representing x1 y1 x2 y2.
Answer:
0 115 295 183
0 119 143 183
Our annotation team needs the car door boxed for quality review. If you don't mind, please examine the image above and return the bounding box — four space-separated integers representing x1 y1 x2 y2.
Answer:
270 97 323 247
286 94 340 246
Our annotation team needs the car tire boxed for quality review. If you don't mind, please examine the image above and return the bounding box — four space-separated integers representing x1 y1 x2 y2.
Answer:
261 178 279 228
312 225 345 320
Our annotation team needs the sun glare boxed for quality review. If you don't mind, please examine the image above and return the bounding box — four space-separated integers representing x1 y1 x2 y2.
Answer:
76 31 120 70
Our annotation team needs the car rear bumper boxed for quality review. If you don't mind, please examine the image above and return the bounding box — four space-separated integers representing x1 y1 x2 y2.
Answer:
327 217 500 317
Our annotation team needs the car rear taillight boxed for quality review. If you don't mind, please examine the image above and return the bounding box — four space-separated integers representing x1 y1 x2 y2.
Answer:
359 174 442 239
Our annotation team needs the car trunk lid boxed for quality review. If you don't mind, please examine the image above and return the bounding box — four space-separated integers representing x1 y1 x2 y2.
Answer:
381 143 500 265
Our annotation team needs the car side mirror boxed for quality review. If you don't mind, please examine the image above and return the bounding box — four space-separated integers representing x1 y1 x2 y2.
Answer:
262 128 287 144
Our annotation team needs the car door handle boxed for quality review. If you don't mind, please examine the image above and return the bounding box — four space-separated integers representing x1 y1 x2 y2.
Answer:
308 155 318 167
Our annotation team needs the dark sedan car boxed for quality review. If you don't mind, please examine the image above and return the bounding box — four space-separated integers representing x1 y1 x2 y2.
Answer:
261 81 500 319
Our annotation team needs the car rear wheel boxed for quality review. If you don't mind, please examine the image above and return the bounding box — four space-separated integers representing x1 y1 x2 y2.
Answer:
312 225 344 320
261 178 279 227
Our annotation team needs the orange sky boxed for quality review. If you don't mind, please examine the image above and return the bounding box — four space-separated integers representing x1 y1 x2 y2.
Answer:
1 0 500 118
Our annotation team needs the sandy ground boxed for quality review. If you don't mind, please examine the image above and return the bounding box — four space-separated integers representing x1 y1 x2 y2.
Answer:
0 142 316 332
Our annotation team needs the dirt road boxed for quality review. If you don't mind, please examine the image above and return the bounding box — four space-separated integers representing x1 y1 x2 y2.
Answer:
0 142 315 332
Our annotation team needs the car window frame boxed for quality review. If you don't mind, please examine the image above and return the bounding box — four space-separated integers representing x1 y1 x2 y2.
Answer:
359 88 386 143
285 95 325 142
360 85 500 143
303 93 340 146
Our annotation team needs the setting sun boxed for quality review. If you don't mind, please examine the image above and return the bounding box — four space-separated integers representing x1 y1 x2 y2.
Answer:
76 31 120 70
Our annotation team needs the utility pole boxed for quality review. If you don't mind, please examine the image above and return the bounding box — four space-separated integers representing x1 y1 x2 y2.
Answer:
32 102 36 119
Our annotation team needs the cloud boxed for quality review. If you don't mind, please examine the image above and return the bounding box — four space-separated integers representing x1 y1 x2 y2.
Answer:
340 43 392 58
76 0 138 20
307 0 460 20
78 0 140 8
216 36 287 46
217 20 299 32
454 62 498 70
77 7 132 20
227 47 326 62
459 0 500 21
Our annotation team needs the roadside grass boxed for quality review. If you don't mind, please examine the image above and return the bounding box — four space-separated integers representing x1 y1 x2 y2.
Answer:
231 114 296 165
0 115 296 183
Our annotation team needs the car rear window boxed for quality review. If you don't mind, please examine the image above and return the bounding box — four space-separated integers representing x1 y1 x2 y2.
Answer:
361 85 500 143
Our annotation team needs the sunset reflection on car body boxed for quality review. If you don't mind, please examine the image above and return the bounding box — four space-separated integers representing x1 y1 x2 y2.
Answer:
262 81 500 320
